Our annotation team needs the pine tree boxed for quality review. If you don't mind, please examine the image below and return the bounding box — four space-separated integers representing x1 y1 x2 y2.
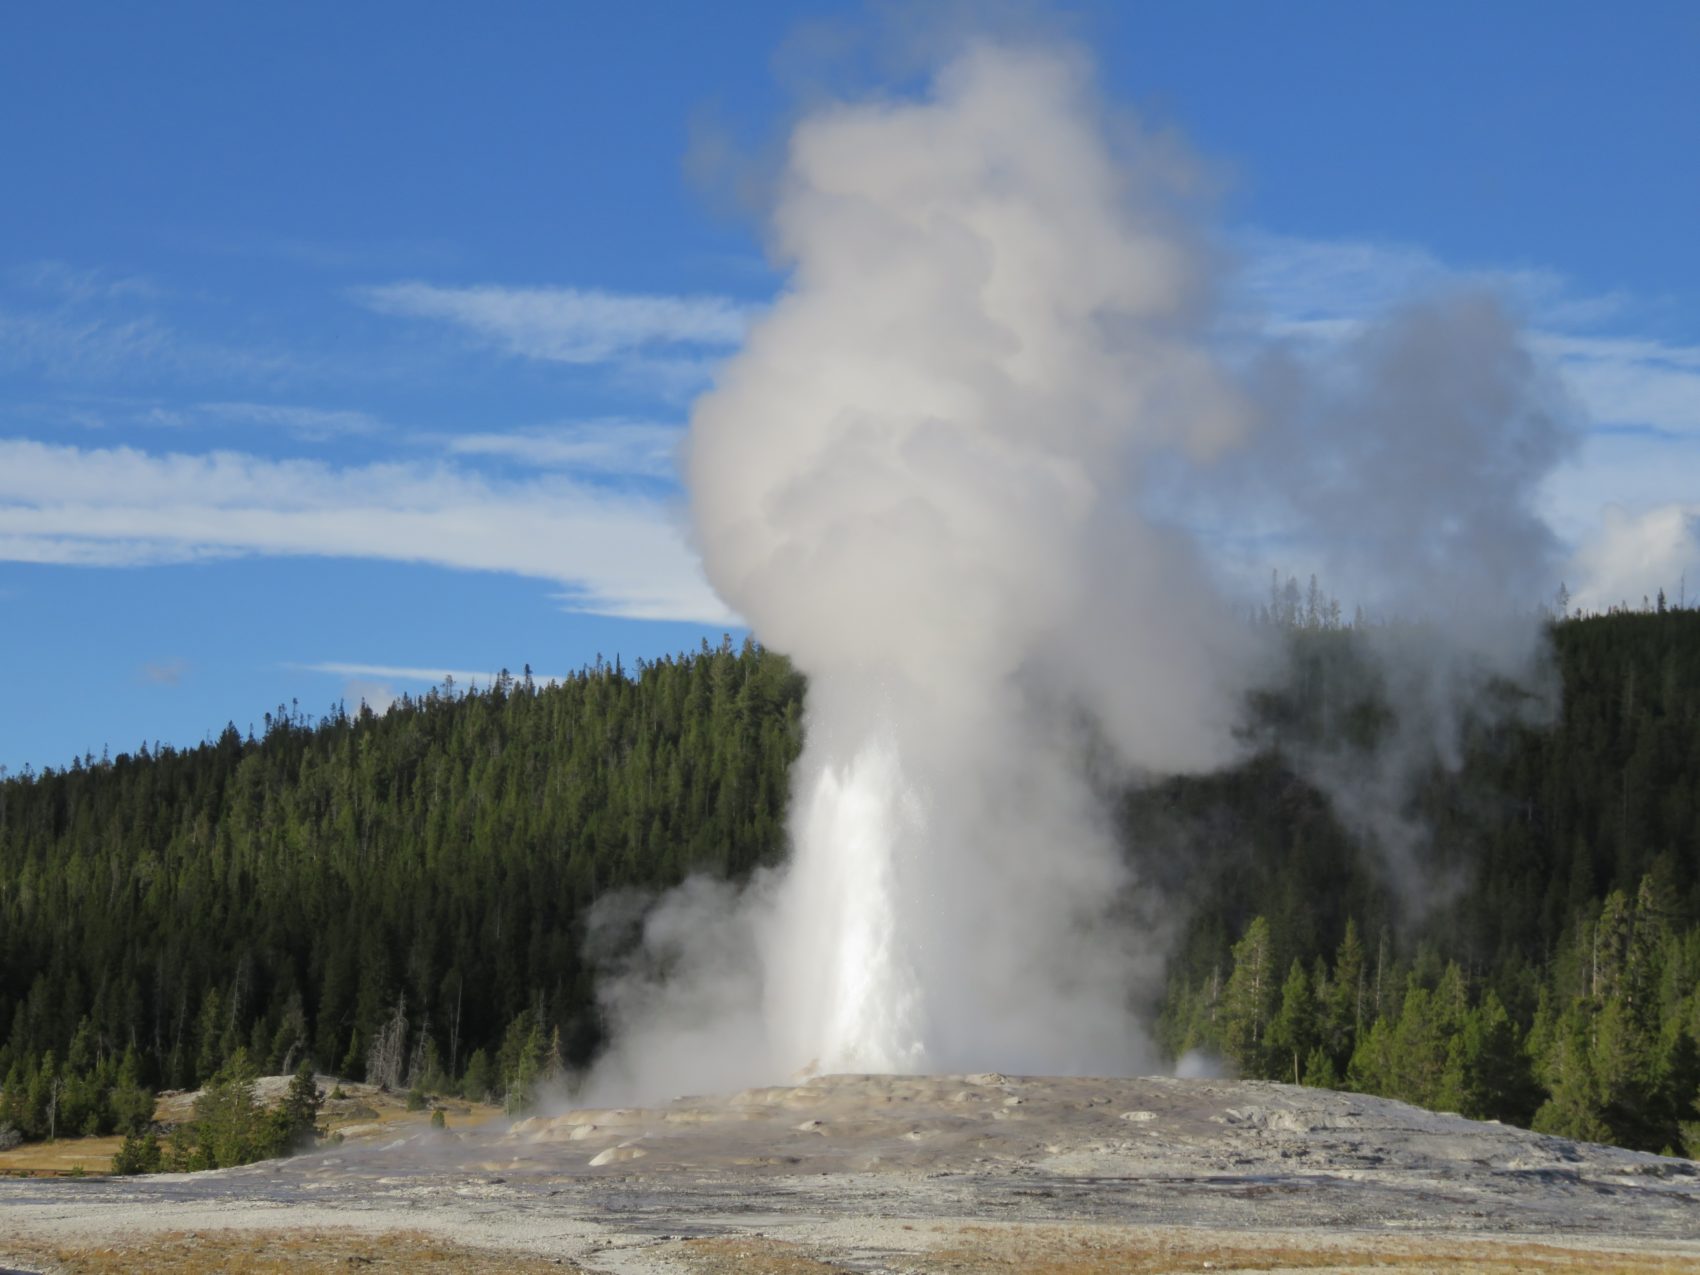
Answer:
1532 1007 1612 1144
1327 919 1366 1063
272 1059 323 1151
1267 959 1317 1085
1220 916 1277 1076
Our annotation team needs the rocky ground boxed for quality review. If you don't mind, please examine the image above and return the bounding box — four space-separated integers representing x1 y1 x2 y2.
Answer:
2 1074 1697 1272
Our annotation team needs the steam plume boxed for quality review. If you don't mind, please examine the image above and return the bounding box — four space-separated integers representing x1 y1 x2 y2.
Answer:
1221 297 1577 903
586 38 1575 1099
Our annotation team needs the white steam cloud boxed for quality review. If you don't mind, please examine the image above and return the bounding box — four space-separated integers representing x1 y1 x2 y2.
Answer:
1209 297 1578 902
586 39 1576 1099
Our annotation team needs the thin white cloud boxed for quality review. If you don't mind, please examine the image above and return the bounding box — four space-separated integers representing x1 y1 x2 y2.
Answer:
1530 334 1700 436
1234 230 1627 330
445 420 682 478
611 351 726 402
10 260 162 304
0 396 382 438
0 300 293 384
196 401 386 438
1235 231 1451 321
354 281 752 364
0 307 177 379
0 533 236 567
293 661 567 685
0 439 733 622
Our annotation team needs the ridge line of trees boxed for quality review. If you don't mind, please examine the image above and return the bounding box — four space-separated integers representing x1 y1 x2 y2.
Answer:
3 612 1699 1158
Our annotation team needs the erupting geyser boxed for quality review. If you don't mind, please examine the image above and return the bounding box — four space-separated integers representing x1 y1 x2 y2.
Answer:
586 35 1572 1104
588 41 1257 1100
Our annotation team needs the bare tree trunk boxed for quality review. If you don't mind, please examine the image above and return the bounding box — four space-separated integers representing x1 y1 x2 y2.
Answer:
448 980 463 1081
366 994 408 1091
405 1012 431 1090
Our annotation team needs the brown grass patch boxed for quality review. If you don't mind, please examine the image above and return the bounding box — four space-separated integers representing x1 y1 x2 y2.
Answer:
667 1235 860 1273
0 1136 123 1177
0 1227 578 1273
5 1222 1697 1275
0 1083 503 1177
917 1223 1700 1274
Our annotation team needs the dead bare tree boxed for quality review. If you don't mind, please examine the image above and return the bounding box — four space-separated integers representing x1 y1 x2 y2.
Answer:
404 1011 431 1091
366 994 408 1091
445 974 463 1082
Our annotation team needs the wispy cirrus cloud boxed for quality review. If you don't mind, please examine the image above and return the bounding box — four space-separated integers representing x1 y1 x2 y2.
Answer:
444 419 682 478
0 262 293 384
1233 230 1630 331
0 307 178 380
0 438 732 622
195 401 386 439
2 396 385 439
354 281 753 365
9 260 163 304
1530 334 1700 436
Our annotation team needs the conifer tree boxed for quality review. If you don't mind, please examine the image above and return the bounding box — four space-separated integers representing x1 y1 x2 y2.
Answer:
1220 916 1277 1075
1267 959 1317 1085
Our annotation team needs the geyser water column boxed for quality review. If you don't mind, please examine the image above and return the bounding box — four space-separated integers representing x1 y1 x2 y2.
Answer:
765 728 928 1073
661 41 1253 1090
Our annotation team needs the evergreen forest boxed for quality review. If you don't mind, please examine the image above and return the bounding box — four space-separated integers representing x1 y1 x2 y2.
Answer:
2 611 1698 1159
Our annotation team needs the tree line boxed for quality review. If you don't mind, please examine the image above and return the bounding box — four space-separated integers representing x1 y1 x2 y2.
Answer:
1 639 802 1144
2 612 1698 1158
1152 607 1700 1154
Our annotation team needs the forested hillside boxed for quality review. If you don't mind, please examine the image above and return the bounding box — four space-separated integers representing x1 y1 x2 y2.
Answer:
0 640 803 1141
1155 607 1700 1153
2 613 1698 1156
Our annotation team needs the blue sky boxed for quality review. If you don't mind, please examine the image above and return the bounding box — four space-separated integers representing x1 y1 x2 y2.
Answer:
2 1 1696 773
